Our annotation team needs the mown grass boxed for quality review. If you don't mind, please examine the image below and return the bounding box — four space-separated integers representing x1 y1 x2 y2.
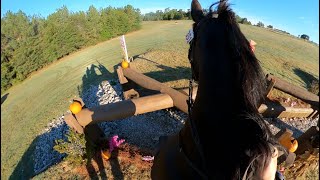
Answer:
241 25 319 88
1 20 318 179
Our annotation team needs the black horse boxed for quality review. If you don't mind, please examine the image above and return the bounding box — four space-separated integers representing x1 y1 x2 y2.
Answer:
151 0 284 179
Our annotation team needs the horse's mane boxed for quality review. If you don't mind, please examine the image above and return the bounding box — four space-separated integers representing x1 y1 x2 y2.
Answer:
205 1 267 113
190 1 282 178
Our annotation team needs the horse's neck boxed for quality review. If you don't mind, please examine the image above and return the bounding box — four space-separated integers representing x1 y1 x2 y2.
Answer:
195 78 244 115
179 81 244 168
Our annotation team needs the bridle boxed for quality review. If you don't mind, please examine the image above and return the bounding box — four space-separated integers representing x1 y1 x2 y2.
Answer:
178 16 214 180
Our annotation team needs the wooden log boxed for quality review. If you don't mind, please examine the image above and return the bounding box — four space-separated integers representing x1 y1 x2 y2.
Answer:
66 70 320 133
122 67 189 113
266 74 319 108
120 68 316 118
65 93 174 132
117 66 140 100
65 99 106 143
258 103 314 118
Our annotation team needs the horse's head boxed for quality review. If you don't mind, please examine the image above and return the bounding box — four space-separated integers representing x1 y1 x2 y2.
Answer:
187 0 285 179
189 0 266 113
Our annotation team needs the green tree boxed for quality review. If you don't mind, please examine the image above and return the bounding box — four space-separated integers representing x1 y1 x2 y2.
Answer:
1 4 142 93
300 34 309 40
267 25 273 29
256 21 264 27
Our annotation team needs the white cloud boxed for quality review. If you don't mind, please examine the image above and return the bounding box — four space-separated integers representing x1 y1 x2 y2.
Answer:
298 16 305 20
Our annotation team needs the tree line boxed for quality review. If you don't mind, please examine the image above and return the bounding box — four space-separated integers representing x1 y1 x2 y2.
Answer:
142 8 256 26
1 5 141 93
142 8 308 40
142 8 192 21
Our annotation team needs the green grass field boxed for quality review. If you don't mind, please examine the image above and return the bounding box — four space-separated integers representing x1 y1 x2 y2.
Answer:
1 20 319 179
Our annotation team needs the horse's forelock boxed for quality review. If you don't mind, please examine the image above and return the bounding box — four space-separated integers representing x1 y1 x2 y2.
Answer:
207 0 235 24
203 0 266 112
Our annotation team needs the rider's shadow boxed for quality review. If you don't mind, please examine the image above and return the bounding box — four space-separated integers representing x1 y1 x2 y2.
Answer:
78 62 124 179
84 126 125 180
78 62 117 107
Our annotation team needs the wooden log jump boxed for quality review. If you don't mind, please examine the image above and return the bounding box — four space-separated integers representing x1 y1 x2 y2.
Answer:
63 67 318 169
65 68 319 135
266 74 319 109
65 65 200 133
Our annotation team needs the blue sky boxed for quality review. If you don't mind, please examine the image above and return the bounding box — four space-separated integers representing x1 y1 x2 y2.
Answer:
1 0 319 43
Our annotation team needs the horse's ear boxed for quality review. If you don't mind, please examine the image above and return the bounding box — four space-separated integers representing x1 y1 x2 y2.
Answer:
191 0 204 23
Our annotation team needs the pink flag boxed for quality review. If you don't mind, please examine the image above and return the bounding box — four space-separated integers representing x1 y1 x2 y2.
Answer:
109 135 125 152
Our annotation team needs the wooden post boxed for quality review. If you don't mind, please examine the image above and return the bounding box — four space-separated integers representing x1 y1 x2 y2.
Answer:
122 67 189 113
275 128 291 139
117 66 139 100
266 77 276 98
275 129 297 167
266 74 319 108
258 103 314 118
66 98 105 145
116 66 128 84
308 109 318 119
276 128 293 142
295 126 319 155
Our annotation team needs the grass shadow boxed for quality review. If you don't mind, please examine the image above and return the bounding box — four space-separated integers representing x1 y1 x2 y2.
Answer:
143 65 190 84
293 68 318 89
131 49 153 62
9 137 37 179
1 93 9 105
133 56 160 65
131 52 191 84
9 120 68 179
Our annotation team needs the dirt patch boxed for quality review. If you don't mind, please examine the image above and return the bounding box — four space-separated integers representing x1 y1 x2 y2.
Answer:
268 96 312 108
71 143 153 179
